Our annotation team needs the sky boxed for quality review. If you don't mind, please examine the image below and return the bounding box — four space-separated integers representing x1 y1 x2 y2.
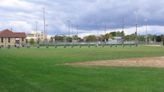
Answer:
0 0 164 37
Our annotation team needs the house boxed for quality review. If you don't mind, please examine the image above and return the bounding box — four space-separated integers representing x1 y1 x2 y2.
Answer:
0 29 26 47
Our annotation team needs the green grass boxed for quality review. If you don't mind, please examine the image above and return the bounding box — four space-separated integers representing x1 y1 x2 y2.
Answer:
0 46 164 92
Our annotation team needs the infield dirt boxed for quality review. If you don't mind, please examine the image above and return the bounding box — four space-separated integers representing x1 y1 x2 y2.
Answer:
66 56 164 68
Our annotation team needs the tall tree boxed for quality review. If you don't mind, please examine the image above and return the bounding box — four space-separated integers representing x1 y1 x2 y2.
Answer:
54 36 65 42
84 35 97 42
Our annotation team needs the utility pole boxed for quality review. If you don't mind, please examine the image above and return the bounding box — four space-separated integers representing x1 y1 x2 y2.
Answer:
76 25 79 37
45 24 48 39
122 18 125 32
67 20 71 37
35 21 38 38
162 35 164 46
122 18 125 46
35 21 39 47
135 11 138 46
96 25 99 44
43 8 46 42
104 23 107 43
145 19 148 45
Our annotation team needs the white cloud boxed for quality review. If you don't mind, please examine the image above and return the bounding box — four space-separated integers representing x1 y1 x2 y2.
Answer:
0 0 164 36
0 0 34 10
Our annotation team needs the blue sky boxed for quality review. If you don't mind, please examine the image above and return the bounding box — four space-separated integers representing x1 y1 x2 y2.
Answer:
0 0 164 36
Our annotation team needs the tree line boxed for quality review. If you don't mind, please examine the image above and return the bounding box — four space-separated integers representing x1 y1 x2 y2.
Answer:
27 31 164 45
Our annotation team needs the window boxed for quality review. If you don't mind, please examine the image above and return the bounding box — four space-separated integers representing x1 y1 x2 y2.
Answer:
8 38 10 43
1 38 3 43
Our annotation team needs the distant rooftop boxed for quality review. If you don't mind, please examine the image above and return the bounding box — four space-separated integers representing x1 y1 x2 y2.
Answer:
0 29 26 38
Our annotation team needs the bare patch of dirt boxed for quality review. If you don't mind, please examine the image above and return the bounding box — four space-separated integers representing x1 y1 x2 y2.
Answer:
145 45 162 47
65 56 164 68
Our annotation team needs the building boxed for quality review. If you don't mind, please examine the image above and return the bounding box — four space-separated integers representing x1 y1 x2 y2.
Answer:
26 31 44 42
26 31 52 44
0 29 26 47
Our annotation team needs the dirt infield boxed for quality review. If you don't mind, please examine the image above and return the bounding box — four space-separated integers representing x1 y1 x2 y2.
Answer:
66 56 164 68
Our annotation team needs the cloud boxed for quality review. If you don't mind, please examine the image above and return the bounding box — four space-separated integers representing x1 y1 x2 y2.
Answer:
0 0 164 36
74 0 164 29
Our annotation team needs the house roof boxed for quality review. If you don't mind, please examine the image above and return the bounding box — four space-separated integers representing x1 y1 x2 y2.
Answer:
0 29 26 38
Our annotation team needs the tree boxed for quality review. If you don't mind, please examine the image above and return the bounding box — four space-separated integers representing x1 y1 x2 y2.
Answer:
102 33 113 41
138 35 146 42
116 31 125 37
54 36 65 42
106 33 113 39
125 34 136 41
110 32 117 37
84 35 97 42
148 34 156 42
72 35 81 41
155 35 162 42
66 37 72 42
29 38 35 46
49 37 54 43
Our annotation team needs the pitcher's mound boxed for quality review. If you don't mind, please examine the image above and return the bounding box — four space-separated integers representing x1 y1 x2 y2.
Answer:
66 56 164 68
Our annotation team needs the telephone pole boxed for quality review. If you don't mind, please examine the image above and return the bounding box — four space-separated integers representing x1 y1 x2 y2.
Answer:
145 19 148 44
104 23 107 43
122 18 125 46
43 8 46 41
67 20 71 37
76 25 79 36
135 11 138 46
162 35 164 46
35 21 40 47
35 21 38 38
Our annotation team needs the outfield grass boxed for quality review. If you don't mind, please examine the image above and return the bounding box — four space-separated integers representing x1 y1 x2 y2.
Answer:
0 46 164 92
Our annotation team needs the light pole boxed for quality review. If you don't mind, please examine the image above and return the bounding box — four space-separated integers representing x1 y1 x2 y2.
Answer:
162 35 164 46
122 18 125 46
35 21 38 38
104 23 107 43
135 11 138 46
67 20 71 37
35 21 40 48
145 19 148 45
76 25 79 37
43 8 46 46
45 24 49 48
